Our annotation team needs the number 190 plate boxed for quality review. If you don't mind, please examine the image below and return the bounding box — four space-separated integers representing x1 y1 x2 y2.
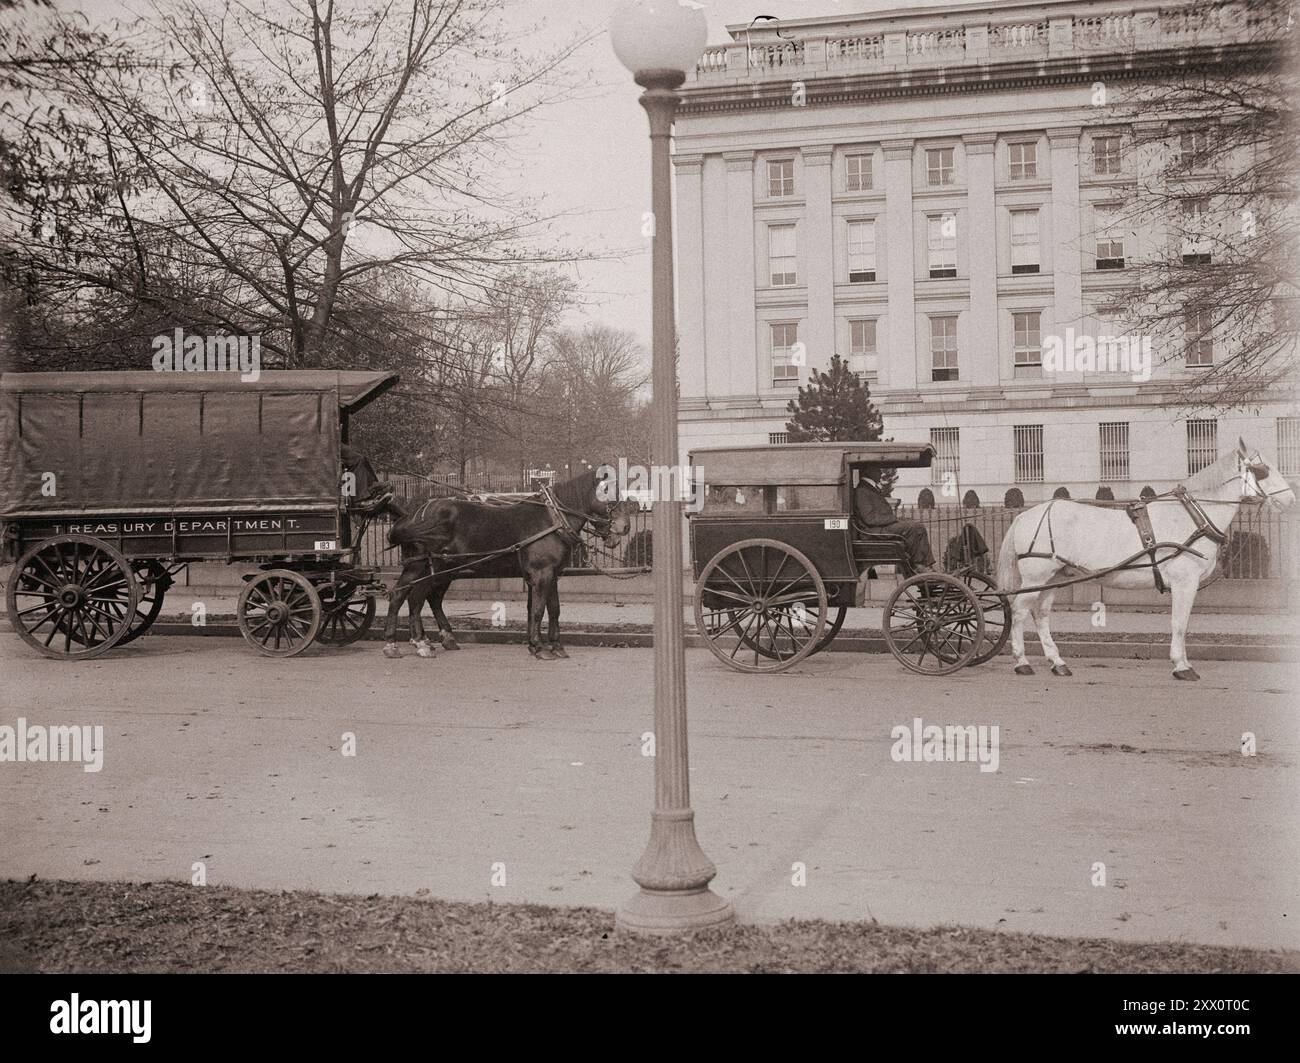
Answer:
823 518 848 530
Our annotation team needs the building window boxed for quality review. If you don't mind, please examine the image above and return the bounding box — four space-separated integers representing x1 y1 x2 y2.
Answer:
930 316 958 382
845 153 872 192
849 319 876 357
927 214 957 278
768 225 797 286
1093 134 1122 175
926 147 954 186
1099 422 1130 481
1184 306 1213 366
1278 417 1300 476
768 431 789 445
1186 418 1217 474
767 158 795 197
1094 205 1125 269
1014 424 1044 483
1175 129 1210 171
847 219 876 282
848 319 877 382
1013 311 1042 367
1010 209 1040 274
1008 141 1037 180
1181 197 1211 264
930 426 960 486
770 322 800 386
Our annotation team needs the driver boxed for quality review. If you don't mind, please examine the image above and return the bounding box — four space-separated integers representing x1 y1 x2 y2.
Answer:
852 463 936 573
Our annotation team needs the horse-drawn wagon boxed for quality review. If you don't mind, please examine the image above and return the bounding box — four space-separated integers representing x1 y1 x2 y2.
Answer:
1 370 397 659
689 441 1009 675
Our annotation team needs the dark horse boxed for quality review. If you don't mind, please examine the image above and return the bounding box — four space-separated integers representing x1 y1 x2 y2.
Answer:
380 467 635 660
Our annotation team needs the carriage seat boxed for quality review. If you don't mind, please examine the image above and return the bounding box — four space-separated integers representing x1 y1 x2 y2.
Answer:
850 525 909 565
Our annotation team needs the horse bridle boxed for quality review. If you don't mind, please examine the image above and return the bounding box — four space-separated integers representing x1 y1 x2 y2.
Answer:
1229 451 1288 507
540 485 624 544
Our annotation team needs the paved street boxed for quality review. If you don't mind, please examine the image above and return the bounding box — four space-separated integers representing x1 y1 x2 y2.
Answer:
1 635 1296 950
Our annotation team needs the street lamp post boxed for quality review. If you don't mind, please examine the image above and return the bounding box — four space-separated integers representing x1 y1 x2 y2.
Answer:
610 0 734 935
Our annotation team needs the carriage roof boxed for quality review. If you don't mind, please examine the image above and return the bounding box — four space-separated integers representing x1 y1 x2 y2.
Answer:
0 370 399 517
0 370 398 413
690 441 935 486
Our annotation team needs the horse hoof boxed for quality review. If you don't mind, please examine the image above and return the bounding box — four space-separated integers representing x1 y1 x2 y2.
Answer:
533 648 556 661
1051 665 1072 677
1173 668 1201 681
382 643 403 659
441 638 461 651
550 645 569 659
414 639 436 659
1014 664 1035 676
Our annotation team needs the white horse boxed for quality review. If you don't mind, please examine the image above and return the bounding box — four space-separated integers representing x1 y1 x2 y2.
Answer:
995 439 1294 680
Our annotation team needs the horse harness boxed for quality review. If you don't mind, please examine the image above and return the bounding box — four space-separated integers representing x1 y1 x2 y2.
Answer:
393 485 612 586
1017 485 1227 594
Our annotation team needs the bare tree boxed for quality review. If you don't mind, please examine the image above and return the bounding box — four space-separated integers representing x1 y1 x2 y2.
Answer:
2 0 588 368
1100 0 1296 409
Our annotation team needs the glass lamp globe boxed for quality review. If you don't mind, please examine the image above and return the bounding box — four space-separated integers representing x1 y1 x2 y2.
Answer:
610 1 708 77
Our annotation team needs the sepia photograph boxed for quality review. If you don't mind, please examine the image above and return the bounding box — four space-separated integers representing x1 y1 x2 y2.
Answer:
0 0 1296 1036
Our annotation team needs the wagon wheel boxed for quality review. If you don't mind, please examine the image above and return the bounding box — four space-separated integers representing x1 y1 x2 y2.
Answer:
695 538 827 673
237 569 322 658
5 534 140 660
883 573 984 676
958 571 1011 666
117 560 175 646
315 585 376 646
810 604 848 656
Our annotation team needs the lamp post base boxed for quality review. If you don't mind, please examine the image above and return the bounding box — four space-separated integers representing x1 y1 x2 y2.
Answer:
615 887 735 937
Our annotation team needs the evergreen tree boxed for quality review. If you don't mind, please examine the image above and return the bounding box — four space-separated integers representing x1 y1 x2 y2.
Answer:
784 355 895 492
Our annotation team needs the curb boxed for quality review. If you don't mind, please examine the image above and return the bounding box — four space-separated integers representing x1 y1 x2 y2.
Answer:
68 620 1299 664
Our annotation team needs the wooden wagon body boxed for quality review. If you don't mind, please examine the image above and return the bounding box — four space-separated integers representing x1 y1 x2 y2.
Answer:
1 370 398 658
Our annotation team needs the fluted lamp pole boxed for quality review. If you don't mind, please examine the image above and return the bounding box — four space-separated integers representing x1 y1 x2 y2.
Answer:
610 0 734 935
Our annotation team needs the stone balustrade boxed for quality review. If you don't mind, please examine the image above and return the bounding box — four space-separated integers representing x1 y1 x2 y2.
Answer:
689 2 1276 84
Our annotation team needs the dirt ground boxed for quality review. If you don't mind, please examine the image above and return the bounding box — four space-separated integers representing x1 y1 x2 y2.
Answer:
2 879 1295 974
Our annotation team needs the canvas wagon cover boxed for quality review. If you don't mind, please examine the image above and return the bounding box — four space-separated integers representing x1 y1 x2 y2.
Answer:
0 371 397 516
690 441 935 486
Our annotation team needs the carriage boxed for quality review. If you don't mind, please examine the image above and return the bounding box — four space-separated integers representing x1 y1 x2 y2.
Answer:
1 370 398 660
689 441 1011 674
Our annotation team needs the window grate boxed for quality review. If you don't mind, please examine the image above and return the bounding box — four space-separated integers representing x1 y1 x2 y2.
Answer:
1014 424 1044 483
930 427 960 486
1099 422 1130 481
1186 418 1217 474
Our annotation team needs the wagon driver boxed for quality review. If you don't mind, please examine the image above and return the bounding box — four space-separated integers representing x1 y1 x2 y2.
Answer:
852 463 936 573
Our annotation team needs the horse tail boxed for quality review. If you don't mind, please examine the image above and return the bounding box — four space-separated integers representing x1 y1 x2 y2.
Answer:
996 518 1022 593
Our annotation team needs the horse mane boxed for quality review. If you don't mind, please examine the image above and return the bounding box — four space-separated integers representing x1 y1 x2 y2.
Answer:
552 467 600 510
1183 447 1239 495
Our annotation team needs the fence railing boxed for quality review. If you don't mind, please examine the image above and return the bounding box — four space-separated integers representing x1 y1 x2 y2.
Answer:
899 503 1298 582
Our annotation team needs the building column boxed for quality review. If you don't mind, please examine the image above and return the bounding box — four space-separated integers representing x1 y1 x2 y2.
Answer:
673 153 706 404
1047 126 1084 375
882 137 916 391
801 144 835 376
722 150 757 397
963 132 998 388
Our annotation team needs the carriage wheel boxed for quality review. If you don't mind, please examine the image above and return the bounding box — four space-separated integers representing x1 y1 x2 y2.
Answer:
883 573 984 676
237 569 322 658
315 586 376 646
808 605 848 657
695 539 827 673
959 571 1011 666
5 534 140 660
117 560 174 645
